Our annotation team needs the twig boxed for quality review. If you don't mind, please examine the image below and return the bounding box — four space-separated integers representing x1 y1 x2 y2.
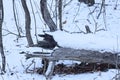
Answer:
33 60 36 73
25 59 36 73
87 7 98 33
47 2 55 18
97 0 104 19
75 23 86 33
73 3 81 22
20 60 25 69
16 0 25 34
89 5 98 15
63 0 73 8
50 0 54 12
63 29 85 34
2 29 25 37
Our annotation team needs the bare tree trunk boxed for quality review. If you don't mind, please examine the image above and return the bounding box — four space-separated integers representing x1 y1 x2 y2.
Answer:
21 0 34 47
12 0 21 37
58 0 62 30
40 0 57 32
29 0 38 43
55 0 58 27
0 0 6 74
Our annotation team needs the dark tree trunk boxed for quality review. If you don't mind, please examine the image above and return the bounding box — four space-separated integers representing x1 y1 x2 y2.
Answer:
40 0 57 32
58 0 62 30
21 0 34 47
0 0 6 73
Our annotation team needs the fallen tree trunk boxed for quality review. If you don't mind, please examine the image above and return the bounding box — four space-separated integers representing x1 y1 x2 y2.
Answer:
25 47 120 79
25 48 120 65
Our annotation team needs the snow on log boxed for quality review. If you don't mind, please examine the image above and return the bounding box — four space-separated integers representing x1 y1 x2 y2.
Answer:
25 48 120 65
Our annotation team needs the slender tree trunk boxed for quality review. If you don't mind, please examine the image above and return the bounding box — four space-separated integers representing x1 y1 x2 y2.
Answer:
0 0 6 73
58 0 62 30
21 0 34 47
55 0 58 27
13 0 21 37
40 0 57 32
29 0 38 43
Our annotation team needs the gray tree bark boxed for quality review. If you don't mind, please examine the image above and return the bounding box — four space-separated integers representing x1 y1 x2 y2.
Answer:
25 47 120 79
40 0 57 32
25 48 120 65
58 0 62 30
0 0 6 73
21 0 34 47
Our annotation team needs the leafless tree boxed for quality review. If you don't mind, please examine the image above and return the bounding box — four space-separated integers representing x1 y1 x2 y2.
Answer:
0 0 6 74
21 0 34 47
58 0 63 30
40 0 57 32
29 0 38 43
55 0 58 27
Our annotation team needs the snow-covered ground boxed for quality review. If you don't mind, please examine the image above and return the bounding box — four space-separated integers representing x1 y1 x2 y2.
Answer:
0 0 120 80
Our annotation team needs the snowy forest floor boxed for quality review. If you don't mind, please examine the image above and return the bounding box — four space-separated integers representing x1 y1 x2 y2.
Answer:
1 0 120 80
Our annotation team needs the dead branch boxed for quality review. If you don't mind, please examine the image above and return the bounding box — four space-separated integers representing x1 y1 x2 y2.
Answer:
3 29 25 37
97 0 105 19
63 0 73 8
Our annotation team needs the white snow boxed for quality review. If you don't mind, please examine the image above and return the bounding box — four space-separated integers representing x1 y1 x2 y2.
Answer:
0 0 120 80
49 30 120 52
